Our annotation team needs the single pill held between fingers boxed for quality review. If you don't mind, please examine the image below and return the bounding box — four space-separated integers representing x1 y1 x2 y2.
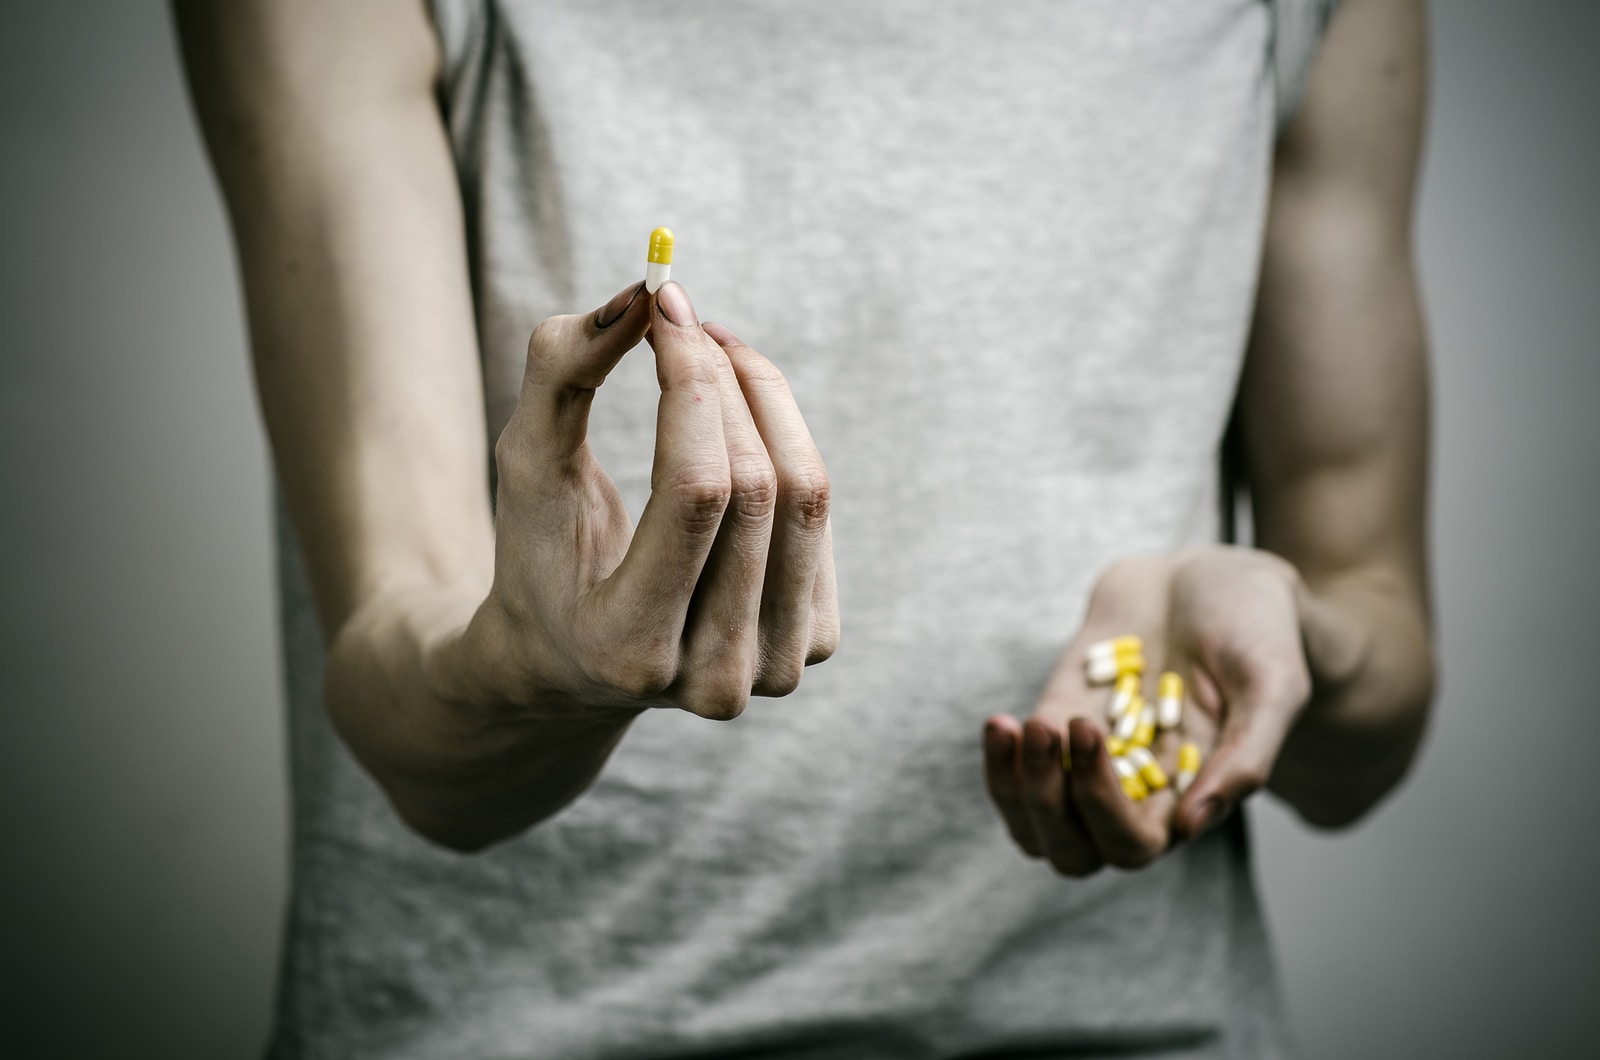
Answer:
1112 755 1149 801
1176 741 1203 794
1157 671 1184 730
645 226 674 293
1125 745 1168 792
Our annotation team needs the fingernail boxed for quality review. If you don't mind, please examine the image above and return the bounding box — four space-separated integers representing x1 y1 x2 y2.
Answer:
1189 797 1224 837
702 321 741 347
595 282 643 328
655 281 696 326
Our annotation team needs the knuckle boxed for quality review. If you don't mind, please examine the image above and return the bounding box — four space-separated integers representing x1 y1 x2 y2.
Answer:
666 349 723 392
805 615 840 666
737 353 789 390
613 663 677 701
753 654 805 698
1231 766 1269 798
525 317 568 371
665 468 733 534
681 682 750 721
779 464 832 528
727 457 779 520
586 643 677 701
806 624 844 666
491 424 521 481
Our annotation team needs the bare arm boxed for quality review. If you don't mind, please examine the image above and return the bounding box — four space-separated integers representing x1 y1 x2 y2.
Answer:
174 0 839 851
983 0 1436 874
173 0 493 633
1241 0 1435 826
170 0 619 848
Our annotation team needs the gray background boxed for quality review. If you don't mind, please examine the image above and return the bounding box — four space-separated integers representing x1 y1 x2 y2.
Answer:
1 1 1594 1056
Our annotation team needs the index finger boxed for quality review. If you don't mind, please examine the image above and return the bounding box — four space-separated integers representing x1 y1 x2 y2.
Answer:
591 283 730 639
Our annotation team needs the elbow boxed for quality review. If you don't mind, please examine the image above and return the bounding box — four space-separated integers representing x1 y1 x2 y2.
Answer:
1276 672 1437 831
1289 787 1396 832
1275 748 1417 831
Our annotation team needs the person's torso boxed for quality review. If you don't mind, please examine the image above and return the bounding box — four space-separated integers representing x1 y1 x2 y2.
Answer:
269 2 1335 1056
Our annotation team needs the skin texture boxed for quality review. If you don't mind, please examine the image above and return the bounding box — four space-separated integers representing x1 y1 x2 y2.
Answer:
173 0 837 851
175 0 1434 862
984 0 1436 872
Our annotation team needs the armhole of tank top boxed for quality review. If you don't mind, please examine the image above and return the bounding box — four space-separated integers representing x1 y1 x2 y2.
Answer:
425 0 484 94
1270 0 1341 135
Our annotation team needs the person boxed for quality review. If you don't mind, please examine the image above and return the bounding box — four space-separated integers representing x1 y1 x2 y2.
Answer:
173 0 1434 1055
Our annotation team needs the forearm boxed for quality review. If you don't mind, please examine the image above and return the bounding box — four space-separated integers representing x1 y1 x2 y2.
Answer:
1271 569 1435 827
326 586 641 852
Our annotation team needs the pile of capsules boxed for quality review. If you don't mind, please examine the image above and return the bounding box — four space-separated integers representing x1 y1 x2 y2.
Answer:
1078 635 1203 802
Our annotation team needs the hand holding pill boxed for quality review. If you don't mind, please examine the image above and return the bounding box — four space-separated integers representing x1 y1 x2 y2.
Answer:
982 547 1315 876
460 232 839 723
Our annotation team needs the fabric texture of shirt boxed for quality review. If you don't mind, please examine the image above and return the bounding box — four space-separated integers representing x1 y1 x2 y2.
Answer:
266 1 1337 1056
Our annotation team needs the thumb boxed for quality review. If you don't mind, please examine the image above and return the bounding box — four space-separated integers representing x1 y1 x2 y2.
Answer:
1175 655 1310 839
518 281 649 459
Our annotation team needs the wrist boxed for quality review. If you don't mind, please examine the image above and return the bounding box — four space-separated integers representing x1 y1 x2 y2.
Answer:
329 584 644 850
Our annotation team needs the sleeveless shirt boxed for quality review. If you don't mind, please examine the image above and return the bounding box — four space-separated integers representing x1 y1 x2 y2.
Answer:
267 2 1337 1056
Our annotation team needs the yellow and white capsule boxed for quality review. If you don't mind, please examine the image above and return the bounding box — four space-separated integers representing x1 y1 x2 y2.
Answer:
1132 703 1157 749
645 227 674 293
1106 672 1142 723
1112 755 1149 801
1157 671 1184 731
1105 736 1129 757
1085 635 1143 684
1176 742 1202 794
1114 695 1146 743
1125 745 1168 792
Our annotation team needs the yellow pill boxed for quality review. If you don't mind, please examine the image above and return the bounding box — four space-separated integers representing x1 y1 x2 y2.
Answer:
1088 653 1139 685
1088 635 1143 657
645 226 674 292
1112 756 1149 801
1157 671 1184 730
1115 695 1146 742
1125 745 1168 792
1105 736 1128 757
1107 673 1142 722
1176 741 1203 794
1132 704 1156 748
1087 638 1145 684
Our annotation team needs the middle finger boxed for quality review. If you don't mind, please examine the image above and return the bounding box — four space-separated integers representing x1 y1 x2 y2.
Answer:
672 342 777 718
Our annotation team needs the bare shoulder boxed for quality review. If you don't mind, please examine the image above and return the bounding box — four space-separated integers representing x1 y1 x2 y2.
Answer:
1274 0 1428 224
170 0 441 191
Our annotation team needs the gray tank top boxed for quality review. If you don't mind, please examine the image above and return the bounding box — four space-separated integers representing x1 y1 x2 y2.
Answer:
267 2 1336 1056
